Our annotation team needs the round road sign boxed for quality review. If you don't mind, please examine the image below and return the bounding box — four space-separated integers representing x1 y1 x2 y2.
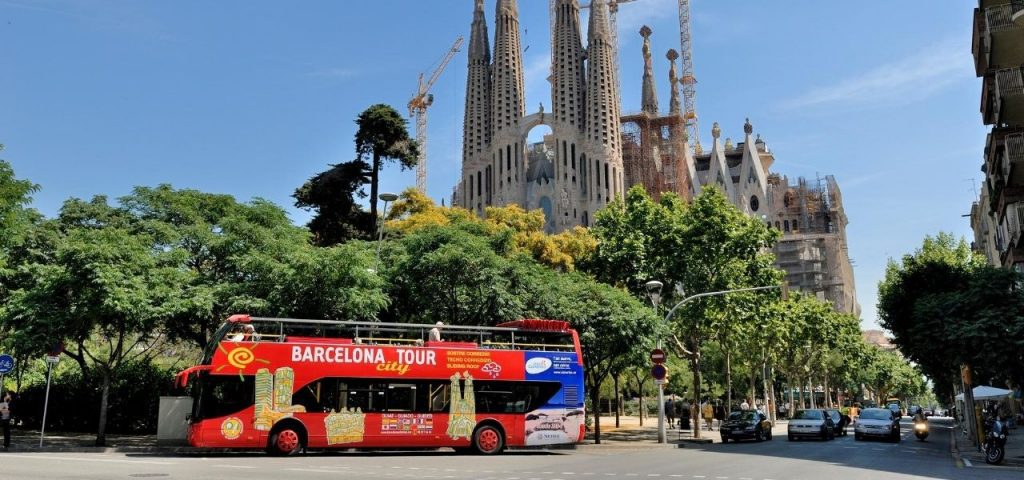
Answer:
651 364 668 381
650 348 666 364
0 354 13 374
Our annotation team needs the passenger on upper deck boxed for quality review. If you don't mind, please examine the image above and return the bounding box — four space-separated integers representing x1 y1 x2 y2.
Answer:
429 321 443 342
228 324 257 342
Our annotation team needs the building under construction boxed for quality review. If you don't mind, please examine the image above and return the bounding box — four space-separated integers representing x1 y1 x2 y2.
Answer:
766 175 859 317
619 25 859 316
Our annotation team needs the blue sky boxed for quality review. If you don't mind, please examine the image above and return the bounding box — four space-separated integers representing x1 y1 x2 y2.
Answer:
0 0 984 331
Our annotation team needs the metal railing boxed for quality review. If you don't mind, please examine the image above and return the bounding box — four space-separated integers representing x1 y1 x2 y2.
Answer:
996 67 1024 98
985 2 1024 34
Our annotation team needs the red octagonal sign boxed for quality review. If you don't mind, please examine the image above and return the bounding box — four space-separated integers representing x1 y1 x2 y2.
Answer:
650 348 666 364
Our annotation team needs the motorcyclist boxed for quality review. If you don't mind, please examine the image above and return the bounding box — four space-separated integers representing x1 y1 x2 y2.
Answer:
913 407 927 424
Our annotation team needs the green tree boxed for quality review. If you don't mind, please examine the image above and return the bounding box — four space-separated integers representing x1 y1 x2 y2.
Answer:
293 160 374 245
0 144 41 272
1 196 184 446
877 232 1024 396
354 104 419 222
585 185 779 438
120 185 312 349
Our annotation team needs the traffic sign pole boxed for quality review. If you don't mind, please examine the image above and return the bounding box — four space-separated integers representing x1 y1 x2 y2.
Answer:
40 355 59 448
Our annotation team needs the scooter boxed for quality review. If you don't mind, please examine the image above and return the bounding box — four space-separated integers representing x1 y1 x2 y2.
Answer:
913 421 928 441
983 417 1007 465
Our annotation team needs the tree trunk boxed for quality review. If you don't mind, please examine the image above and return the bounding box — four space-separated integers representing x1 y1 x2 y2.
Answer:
798 377 804 409
823 372 831 408
809 377 816 409
725 350 732 412
613 374 620 428
589 383 603 444
370 152 381 223
761 357 771 419
767 367 777 423
96 370 111 447
690 350 702 439
788 377 795 418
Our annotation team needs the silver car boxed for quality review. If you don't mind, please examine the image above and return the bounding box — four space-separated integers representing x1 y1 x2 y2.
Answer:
787 409 835 441
854 407 900 442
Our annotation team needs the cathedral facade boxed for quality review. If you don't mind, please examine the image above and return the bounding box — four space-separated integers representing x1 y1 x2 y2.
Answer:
456 0 624 233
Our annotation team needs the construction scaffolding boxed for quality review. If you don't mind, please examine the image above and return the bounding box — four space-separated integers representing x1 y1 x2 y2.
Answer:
620 111 692 201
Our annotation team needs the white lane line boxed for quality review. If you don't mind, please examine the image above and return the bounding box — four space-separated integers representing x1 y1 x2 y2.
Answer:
286 468 343 474
0 454 175 465
215 464 257 469
963 458 973 467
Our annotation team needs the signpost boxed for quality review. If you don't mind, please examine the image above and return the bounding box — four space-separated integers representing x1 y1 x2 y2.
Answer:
650 348 666 364
651 364 668 385
40 354 60 448
0 353 14 399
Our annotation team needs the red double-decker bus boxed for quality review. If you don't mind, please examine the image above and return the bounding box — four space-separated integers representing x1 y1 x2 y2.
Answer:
176 315 585 455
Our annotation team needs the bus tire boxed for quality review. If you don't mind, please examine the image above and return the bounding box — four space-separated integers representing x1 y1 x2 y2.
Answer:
268 423 306 456
472 424 505 455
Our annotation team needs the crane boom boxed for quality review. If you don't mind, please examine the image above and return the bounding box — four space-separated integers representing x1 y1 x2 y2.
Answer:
678 0 701 154
408 36 464 193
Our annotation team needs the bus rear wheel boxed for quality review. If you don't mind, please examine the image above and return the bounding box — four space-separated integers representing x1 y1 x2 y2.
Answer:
472 424 505 455
268 426 305 456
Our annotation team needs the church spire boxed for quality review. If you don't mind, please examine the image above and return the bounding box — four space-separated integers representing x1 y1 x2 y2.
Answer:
463 0 491 161
492 0 525 135
586 0 623 199
666 49 681 116
551 0 585 130
640 25 658 115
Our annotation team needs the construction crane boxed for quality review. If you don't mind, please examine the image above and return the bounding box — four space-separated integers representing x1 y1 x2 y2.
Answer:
408 36 463 194
677 0 701 154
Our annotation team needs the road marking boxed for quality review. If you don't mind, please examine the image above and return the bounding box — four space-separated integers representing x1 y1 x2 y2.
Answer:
963 458 973 467
0 454 175 465
214 465 257 469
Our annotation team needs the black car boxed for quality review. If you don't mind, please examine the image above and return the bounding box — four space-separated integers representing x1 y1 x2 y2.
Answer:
824 409 850 436
720 410 773 443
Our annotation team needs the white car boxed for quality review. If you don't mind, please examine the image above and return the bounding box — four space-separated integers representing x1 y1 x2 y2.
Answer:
854 407 900 442
788 409 835 441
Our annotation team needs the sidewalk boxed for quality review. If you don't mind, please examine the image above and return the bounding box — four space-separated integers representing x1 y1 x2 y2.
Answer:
950 422 1024 468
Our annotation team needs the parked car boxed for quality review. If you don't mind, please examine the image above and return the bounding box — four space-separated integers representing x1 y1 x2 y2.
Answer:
720 410 773 443
788 409 835 441
854 407 901 442
824 409 849 436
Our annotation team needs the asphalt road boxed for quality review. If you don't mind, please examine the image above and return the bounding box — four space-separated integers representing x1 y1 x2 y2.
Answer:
1 418 1018 480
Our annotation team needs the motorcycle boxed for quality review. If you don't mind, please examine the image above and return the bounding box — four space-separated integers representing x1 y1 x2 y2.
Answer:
983 416 1007 465
913 421 928 441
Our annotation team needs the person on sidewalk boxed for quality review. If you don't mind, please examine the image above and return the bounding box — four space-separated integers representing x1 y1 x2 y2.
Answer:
740 398 750 411
680 399 691 430
0 393 12 451
665 397 676 429
702 400 714 430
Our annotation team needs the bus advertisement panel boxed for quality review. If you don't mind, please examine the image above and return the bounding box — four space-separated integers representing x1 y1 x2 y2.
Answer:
178 317 585 455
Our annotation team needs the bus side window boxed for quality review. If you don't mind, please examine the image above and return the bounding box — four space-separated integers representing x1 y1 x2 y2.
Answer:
429 384 449 412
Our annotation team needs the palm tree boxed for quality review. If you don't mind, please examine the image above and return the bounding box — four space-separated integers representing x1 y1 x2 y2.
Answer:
354 104 419 222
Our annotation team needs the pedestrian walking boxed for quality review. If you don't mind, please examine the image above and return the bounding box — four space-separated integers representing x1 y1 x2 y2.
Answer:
665 397 676 428
0 393 11 451
740 398 750 411
680 399 691 430
702 400 714 430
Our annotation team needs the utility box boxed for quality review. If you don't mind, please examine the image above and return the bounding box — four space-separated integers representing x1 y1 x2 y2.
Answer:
157 396 193 445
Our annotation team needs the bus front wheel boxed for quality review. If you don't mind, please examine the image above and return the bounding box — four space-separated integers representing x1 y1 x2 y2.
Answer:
472 424 505 455
268 425 305 456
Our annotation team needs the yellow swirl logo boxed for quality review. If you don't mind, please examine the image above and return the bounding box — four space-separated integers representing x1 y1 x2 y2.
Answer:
227 347 255 369
221 417 243 440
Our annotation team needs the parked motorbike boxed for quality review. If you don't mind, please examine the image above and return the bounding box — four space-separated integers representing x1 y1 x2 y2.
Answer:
913 421 928 441
983 416 1007 465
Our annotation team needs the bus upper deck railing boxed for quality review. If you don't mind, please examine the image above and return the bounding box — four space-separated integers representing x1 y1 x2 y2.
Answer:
218 315 580 352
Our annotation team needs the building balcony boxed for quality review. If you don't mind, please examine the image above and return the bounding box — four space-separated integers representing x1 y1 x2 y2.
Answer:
984 128 1024 186
981 66 1024 126
973 1 1024 76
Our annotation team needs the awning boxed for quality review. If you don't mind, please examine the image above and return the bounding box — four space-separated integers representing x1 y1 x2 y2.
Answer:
955 385 1012 401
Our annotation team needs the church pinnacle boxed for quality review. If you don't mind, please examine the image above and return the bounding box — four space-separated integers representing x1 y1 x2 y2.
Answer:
640 26 658 115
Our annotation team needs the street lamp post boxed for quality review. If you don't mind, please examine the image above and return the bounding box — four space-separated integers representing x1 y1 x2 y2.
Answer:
644 281 665 443
374 192 399 273
646 283 781 443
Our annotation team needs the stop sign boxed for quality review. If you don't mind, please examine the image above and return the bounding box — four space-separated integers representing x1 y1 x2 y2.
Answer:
650 348 666 364
651 364 668 381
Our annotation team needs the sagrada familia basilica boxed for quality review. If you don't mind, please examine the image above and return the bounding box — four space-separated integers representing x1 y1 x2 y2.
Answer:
453 0 858 316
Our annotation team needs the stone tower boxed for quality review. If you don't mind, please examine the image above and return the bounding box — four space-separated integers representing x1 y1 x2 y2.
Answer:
457 0 624 232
